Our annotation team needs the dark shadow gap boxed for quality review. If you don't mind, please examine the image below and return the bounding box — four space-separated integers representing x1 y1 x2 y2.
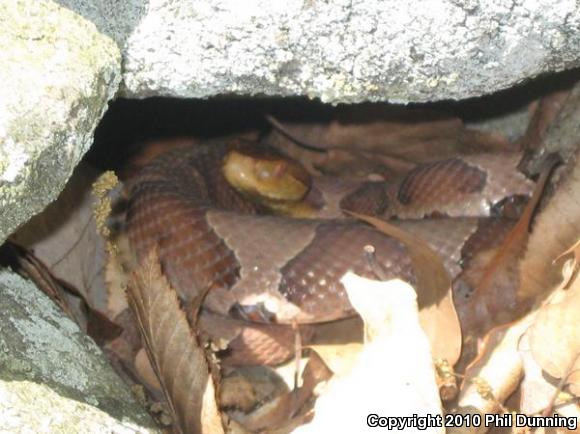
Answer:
88 67 580 170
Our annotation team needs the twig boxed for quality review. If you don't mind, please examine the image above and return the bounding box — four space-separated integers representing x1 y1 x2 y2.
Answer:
292 320 302 390
264 114 328 153
363 244 389 281
266 114 418 174
541 351 580 416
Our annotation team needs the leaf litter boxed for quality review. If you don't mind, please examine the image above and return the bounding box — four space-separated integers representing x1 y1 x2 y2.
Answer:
4 81 580 433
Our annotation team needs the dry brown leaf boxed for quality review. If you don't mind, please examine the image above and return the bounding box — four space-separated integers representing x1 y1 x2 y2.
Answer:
232 354 330 433
11 162 109 311
518 89 571 155
134 348 162 392
265 107 508 179
0 241 78 319
224 418 253 434
519 154 580 301
198 310 315 367
521 80 580 177
220 373 257 412
105 231 132 319
520 85 580 301
120 137 200 181
346 211 461 365
266 107 462 150
127 249 224 434
457 156 557 337
295 274 444 434
221 365 290 414
4 165 126 346
313 148 412 179
475 156 555 293
238 386 307 431
1 240 122 345
459 128 512 152
309 316 363 345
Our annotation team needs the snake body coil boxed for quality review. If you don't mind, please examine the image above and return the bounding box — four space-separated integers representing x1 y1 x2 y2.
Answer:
126 139 533 363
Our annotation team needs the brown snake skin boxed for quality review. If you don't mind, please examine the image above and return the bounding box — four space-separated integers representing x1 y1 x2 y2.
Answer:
126 139 533 364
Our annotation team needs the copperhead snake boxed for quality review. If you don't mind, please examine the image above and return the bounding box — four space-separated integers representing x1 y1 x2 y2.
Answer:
125 138 534 364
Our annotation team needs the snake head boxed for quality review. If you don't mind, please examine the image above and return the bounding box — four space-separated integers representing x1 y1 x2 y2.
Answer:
222 148 312 211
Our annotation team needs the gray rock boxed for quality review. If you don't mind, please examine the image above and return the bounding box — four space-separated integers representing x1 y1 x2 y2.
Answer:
0 268 159 433
3 0 574 248
53 0 147 48
0 1 121 244
113 0 580 103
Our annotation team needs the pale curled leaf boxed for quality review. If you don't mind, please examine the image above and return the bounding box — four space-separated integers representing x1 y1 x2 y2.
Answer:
342 273 420 341
295 274 444 434
303 316 363 378
345 212 461 365
306 343 362 377
554 238 580 263
529 260 580 394
520 331 556 416
553 238 580 289
450 314 536 434
520 331 580 423
127 250 224 434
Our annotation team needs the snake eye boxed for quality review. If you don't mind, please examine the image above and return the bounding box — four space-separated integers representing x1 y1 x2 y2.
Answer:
256 161 286 181
273 162 287 177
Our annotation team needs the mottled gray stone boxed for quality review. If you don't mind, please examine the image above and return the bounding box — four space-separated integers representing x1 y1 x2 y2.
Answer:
112 0 580 103
0 1 121 244
53 0 147 48
0 269 159 433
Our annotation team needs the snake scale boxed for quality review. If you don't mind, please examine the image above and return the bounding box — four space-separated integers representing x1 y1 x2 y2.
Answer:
125 138 534 364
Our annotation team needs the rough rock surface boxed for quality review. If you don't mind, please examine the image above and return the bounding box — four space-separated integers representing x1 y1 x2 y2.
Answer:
0 268 158 433
2 0 575 247
59 0 580 103
0 1 121 244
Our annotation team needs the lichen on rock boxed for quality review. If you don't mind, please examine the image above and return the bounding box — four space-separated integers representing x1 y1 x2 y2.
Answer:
0 268 158 433
0 0 121 244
